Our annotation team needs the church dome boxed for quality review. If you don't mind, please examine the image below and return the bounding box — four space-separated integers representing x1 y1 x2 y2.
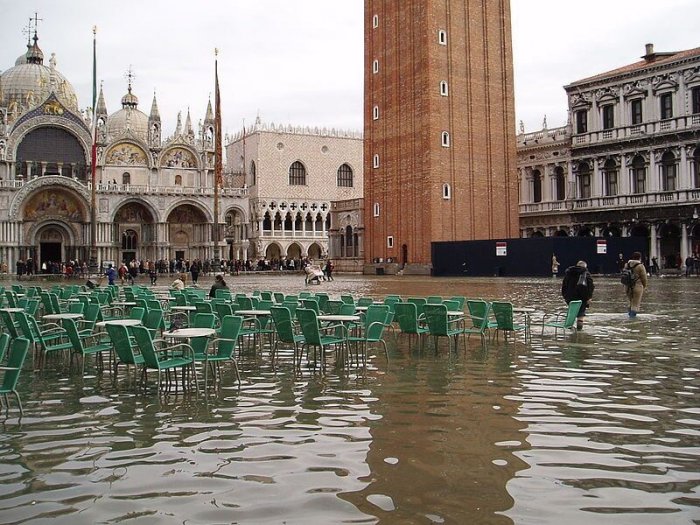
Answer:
106 85 149 142
1 36 79 120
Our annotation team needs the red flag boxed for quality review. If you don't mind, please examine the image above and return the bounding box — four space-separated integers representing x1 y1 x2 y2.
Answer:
214 54 223 188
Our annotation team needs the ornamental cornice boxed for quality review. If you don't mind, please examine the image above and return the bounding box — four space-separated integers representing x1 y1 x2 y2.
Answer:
624 151 650 165
653 147 680 163
651 73 679 93
594 87 619 103
570 93 592 109
622 80 649 98
683 67 700 85
9 176 91 218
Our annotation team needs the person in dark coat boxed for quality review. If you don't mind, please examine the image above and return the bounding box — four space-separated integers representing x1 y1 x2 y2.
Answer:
561 260 594 330
209 274 229 298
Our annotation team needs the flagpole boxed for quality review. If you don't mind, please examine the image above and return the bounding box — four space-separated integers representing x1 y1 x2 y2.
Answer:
89 25 98 275
212 48 222 272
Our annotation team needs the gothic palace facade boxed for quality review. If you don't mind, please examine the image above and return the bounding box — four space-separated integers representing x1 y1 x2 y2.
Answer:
518 44 700 268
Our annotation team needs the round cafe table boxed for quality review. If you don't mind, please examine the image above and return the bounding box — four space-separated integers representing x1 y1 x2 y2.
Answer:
164 328 216 339
170 306 197 312
95 319 142 328
43 313 84 321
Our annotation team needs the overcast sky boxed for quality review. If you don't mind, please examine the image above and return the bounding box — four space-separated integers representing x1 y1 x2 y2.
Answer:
2 0 699 137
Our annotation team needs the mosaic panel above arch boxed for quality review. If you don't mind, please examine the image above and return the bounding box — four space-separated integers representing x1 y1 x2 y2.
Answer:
105 143 148 166
168 204 207 224
161 147 196 168
23 189 85 221
114 202 155 223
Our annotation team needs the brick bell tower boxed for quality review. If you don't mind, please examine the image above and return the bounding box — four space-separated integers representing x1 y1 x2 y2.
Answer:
363 0 519 274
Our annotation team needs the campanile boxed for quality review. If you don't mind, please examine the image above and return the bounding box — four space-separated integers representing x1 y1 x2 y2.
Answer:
364 0 519 274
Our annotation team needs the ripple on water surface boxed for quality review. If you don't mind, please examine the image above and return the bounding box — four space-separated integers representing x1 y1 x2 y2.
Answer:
0 276 698 524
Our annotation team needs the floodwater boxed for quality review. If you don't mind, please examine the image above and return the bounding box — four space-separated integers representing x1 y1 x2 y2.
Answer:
0 274 698 524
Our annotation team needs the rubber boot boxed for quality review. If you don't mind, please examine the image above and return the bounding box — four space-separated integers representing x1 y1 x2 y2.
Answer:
628 310 637 318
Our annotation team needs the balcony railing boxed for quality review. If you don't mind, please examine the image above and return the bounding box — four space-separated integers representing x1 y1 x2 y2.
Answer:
572 114 699 147
519 188 700 214
0 178 248 197
261 230 328 238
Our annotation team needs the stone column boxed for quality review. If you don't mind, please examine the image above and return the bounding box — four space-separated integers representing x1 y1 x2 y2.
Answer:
681 223 689 265
650 223 658 261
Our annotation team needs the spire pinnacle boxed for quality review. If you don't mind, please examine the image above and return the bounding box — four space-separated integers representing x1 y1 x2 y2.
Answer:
149 91 161 122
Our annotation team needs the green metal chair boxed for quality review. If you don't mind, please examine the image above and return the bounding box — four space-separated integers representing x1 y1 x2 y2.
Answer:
347 304 390 366
131 325 198 394
0 333 10 363
0 337 30 416
296 308 346 370
0 310 21 340
541 300 582 337
189 313 217 365
407 297 427 318
423 303 463 351
62 318 112 375
491 301 528 342
326 300 344 315
144 309 165 337
464 299 491 343
394 302 429 347
340 294 355 306
206 315 242 386
357 297 374 307
448 296 467 310
301 298 320 314
15 312 72 371
270 306 305 363
105 323 144 375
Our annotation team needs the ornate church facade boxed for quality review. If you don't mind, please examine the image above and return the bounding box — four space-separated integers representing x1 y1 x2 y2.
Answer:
0 28 247 272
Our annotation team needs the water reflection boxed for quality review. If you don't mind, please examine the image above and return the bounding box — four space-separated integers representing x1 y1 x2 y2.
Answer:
0 275 698 523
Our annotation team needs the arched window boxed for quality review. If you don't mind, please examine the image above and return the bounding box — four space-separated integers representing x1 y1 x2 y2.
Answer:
442 183 451 200
289 161 306 185
121 230 138 250
438 30 447 45
372 14 379 28
441 131 450 147
337 164 353 187
532 170 542 203
373 203 380 217
693 147 700 189
440 81 448 96
661 151 677 191
373 154 380 168
631 155 646 194
373 59 379 74
175 174 182 186
603 159 618 196
122 172 131 185
578 162 591 199
555 166 566 201
373 105 379 120
250 160 256 186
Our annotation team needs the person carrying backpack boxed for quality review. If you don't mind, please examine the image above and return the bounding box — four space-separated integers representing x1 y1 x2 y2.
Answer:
561 260 594 330
623 251 648 317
